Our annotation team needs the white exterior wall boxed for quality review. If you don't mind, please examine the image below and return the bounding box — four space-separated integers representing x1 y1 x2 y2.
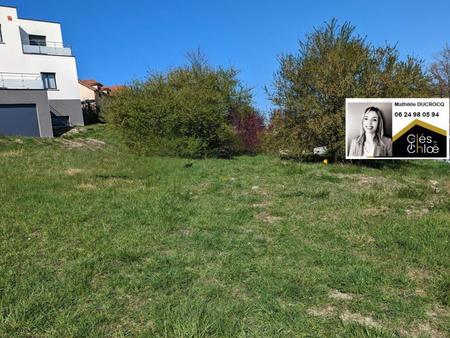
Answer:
0 6 81 101
18 19 63 45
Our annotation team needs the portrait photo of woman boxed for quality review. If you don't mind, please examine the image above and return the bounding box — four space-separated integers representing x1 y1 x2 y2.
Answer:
347 105 393 158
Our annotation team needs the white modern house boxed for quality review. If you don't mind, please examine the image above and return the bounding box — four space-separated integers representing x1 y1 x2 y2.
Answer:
0 5 84 137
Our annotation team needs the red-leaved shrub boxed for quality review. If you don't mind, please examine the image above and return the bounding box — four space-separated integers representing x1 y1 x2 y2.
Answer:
230 108 265 154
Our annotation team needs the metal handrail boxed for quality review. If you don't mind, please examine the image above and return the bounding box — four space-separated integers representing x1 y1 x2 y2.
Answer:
22 41 72 56
26 40 71 48
0 71 41 76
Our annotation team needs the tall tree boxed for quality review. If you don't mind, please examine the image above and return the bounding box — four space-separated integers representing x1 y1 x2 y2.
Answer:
430 44 450 98
267 19 431 159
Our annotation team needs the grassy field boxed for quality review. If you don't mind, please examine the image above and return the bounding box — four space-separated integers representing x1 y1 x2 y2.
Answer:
0 125 449 337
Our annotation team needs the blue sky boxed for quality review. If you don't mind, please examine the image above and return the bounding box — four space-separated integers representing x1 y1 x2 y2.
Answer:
2 0 449 113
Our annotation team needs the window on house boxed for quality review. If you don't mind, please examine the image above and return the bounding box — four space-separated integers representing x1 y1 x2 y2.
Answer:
29 34 46 46
42 73 57 89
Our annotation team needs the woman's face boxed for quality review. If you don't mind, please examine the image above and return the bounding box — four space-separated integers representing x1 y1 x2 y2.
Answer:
363 110 379 135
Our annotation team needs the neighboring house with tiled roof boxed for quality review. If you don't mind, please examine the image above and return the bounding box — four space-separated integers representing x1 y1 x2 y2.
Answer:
79 80 124 103
79 79 102 89
79 79 103 102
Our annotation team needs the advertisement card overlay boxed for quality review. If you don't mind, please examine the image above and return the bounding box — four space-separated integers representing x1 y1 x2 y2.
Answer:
346 98 449 160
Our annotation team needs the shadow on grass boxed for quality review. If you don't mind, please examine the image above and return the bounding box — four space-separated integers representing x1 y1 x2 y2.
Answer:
348 160 406 169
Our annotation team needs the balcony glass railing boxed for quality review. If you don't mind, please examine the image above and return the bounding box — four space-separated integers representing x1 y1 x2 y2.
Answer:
22 41 72 56
0 72 44 90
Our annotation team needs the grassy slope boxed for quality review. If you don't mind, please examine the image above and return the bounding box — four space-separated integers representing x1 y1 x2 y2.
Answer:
0 125 449 337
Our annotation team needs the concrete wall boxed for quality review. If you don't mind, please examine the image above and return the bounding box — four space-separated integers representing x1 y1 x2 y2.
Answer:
18 19 63 45
0 89 53 137
49 99 84 126
0 6 83 124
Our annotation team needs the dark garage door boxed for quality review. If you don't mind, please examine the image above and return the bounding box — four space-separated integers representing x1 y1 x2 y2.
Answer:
0 104 40 137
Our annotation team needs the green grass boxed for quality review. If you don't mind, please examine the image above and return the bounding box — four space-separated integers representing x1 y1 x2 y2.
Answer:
1 125 449 337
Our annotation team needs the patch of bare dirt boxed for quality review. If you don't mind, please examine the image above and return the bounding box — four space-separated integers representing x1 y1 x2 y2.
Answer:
102 177 135 188
357 175 388 185
340 310 381 329
124 294 150 312
407 268 432 282
405 182 446 216
333 173 400 190
415 288 427 297
0 149 23 158
405 208 430 218
66 168 84 176
77 183 96 190
334 173 385 183
232 286 250 301
254 233 274 244
401 322 447 338
256 212 284 224
414 323 446 338
381 286 409 298
329 289 354 301
59 138 106 149
308 306 384 330
319 213 341 224
365 206 390 216
307 305 335 317
250 186 269 196
426 304 450 321
429 180 441 193
347 233 375 245
252 201 272 208
179 229 193 236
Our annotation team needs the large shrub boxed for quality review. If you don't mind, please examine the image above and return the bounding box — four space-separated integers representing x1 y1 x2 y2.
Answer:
230 104 265 154
103 54 254 158
82 100 103 125
265 19 431 160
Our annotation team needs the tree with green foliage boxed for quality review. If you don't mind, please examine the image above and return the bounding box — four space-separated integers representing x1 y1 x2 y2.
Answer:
266 19 431 159
102 52 254 158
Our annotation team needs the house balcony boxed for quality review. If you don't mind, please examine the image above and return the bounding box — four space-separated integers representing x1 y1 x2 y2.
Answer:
22 41 72 56
0 72 44 90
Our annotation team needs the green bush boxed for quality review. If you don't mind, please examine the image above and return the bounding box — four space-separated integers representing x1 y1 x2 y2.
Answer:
102 53 253 158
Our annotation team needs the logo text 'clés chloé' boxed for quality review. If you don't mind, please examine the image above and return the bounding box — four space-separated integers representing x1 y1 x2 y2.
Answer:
406 134 440 154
